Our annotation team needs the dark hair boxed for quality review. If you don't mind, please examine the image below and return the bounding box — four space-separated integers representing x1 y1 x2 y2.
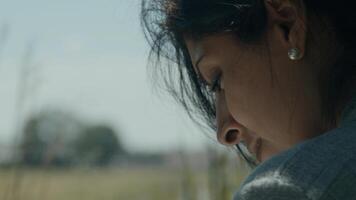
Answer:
140 0 356 167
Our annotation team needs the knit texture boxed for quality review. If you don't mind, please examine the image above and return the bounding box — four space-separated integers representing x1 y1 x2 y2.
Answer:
233 93 356 200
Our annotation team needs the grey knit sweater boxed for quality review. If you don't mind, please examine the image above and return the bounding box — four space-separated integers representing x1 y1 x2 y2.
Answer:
233 93 356 200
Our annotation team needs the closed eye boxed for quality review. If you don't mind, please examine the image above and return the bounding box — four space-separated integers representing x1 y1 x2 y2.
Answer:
209 71 222 93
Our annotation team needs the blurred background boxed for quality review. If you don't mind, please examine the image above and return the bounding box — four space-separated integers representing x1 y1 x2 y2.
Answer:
0 0 249 199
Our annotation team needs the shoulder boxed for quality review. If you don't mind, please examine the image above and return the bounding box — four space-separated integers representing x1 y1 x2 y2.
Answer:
318 156 356 200
234 171 310 200
234 122 356 200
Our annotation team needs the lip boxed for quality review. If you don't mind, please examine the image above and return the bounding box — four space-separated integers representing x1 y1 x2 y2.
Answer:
256 138 262 163
247 138 262 163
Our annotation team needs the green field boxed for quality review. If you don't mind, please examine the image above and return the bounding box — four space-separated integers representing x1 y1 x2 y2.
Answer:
0 166 248 200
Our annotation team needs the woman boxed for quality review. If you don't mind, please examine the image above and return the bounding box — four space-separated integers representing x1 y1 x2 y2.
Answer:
141 0 356 199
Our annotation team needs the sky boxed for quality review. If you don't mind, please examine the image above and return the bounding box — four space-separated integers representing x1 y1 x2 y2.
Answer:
0 0 219 153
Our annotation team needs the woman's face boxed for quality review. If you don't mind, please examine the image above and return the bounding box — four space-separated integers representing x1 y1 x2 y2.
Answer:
184 1 325 163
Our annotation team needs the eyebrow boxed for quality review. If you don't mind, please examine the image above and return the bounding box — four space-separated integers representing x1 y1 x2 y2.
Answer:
194 54 209 85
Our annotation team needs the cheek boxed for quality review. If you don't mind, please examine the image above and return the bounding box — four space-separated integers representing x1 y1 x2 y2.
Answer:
221 59 291 146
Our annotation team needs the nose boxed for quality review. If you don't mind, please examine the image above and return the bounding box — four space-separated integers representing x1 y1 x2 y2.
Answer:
215 90 244 146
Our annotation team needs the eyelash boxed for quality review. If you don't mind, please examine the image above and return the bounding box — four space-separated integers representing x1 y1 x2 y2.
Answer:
209 72 222 93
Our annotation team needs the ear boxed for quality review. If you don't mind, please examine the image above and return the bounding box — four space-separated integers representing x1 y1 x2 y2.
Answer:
264 0 307 58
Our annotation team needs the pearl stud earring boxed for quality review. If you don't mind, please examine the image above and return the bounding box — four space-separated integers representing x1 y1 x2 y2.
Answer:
288 48 302 60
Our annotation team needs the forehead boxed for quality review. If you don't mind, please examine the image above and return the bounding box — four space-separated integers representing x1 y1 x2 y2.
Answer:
184 33 241 64
185 33 241 53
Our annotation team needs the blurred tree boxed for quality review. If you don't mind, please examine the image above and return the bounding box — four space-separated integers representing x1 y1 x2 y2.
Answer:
21 109 83 167
20 109 125 167
74 125 125 166
21 118 46 166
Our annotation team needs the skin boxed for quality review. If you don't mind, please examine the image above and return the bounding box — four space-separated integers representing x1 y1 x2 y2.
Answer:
184 0 327 163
